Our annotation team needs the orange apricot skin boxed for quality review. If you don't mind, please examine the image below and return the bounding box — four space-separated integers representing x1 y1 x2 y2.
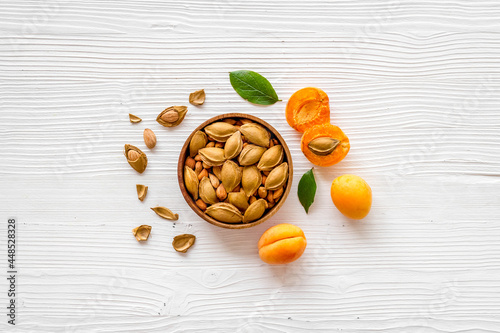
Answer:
258 223 307 265
301 123 350 167
286 87 330 133
331 175 372 219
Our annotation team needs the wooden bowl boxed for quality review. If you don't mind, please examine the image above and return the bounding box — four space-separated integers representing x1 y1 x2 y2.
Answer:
177 113 293 229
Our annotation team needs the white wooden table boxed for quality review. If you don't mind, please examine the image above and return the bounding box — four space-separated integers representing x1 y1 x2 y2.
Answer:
2 1 500 332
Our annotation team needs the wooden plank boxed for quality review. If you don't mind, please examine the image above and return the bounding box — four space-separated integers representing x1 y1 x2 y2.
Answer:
1 1 500 331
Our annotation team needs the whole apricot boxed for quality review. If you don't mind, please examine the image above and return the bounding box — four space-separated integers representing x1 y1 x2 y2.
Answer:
258 223 307 265
331 175 372 219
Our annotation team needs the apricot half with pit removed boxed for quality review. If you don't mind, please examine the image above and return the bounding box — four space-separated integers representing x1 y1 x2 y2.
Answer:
286 87 330 133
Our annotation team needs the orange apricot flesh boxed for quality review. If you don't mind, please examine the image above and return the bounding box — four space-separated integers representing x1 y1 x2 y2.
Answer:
258 223 307 265
286 87 330 133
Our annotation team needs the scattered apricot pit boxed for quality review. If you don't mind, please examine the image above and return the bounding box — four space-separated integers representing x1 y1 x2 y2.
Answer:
124 144 148 173
136 184 148 201
132 225 152 242
157 106 188 127
129 113 142 123
172 234 196 253
143 128 157 149
189 89 206 106
151 206 179 221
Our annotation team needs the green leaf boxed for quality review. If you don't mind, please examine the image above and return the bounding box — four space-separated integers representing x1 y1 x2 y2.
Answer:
229 70 280 105
298 168 317 214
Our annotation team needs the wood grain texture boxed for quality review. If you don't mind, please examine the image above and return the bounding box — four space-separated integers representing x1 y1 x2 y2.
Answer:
1 0 500 332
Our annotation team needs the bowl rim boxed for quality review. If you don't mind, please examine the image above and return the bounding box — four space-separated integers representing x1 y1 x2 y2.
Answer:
177 113 293 229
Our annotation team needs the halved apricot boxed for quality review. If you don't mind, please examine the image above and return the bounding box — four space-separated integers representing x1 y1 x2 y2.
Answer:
301 123 350 166
286 87 330 133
